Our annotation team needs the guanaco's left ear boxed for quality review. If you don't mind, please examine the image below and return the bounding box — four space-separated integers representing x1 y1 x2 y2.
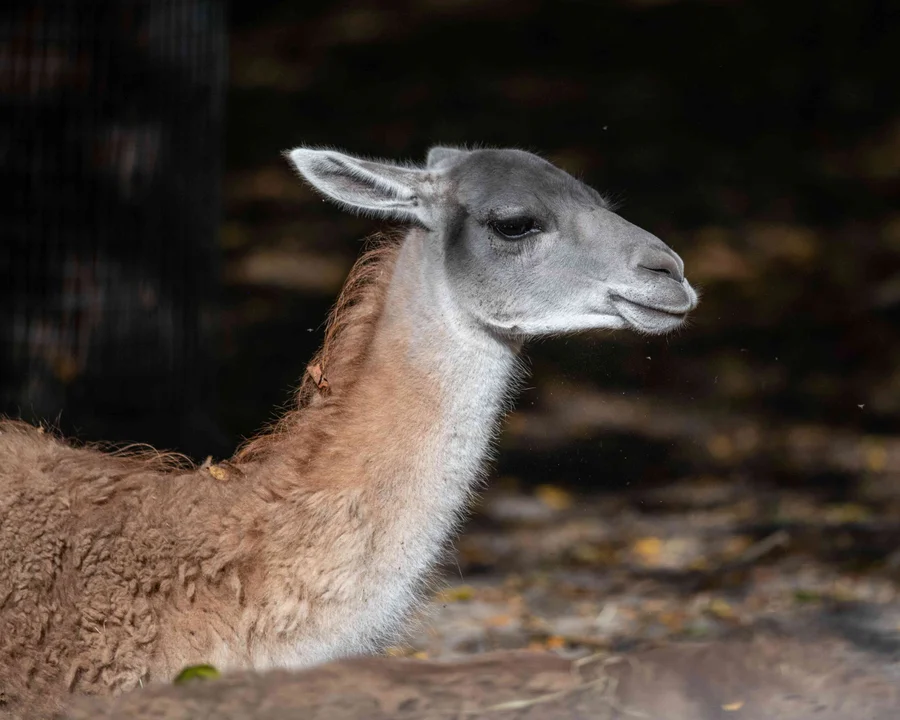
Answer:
286 147 431 224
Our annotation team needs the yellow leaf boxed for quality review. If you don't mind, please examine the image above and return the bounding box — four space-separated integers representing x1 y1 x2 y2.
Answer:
793 589 821 604
863 442 887 472
436 585 475 603
722 700 744 711
571 543 616 565
707 598 736 619
207 465 226 481
535 485 572 511
545 635 566 650
721 535 753 558
824 503 870 523
658 611 686 631
632 537 662 564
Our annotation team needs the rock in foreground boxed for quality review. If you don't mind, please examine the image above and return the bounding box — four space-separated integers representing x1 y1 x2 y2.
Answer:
66 633 899 720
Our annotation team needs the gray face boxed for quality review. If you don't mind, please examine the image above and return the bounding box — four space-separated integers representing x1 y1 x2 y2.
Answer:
433 148 696 336
287 145 698 338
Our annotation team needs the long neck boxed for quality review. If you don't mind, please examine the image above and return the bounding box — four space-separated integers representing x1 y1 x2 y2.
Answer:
237 229 522 662
360 229 521 537
332 229 521 537
241 229 521 483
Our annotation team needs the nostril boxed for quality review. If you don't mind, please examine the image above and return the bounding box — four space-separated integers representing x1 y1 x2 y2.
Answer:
644 265 672 278
638 251 684 283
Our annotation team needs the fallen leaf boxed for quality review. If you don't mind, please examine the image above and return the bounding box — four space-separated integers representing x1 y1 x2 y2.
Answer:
436 585 475 603
721 534 754 559
707 598 736 619
535 485 573 511
631 537 662 564
544 635 566 650
722 700 745 711
384 646 411 657
658 611 686 631
824 503 870 523
173 664 220 685
793 589 821 604
863 442 887 472
570 543 617 565
688 557 711 571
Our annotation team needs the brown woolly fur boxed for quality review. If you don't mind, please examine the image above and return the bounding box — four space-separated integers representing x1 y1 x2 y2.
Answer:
0 420 237 718
0 234 409 719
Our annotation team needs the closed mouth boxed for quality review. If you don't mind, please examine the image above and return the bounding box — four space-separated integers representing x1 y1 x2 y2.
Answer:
619 298 687 318
610 295 690 333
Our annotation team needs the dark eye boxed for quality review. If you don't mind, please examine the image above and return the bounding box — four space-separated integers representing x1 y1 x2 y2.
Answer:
490 216 541 240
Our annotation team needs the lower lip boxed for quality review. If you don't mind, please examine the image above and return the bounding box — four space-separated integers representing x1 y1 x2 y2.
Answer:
615 298 687 320
610 297 689 333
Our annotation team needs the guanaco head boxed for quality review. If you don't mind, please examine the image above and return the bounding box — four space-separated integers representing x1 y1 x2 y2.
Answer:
287 145 698 338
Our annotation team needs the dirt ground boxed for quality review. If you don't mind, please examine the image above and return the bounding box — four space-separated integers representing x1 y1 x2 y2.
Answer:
397 440 900 664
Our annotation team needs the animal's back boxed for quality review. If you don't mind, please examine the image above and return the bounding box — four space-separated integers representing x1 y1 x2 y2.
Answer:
0 422 243 719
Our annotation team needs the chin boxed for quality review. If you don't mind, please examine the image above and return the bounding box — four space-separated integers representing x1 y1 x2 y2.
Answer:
627 315 689 336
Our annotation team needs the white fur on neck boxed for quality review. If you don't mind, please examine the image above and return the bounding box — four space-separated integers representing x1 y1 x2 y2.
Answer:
250 231 522 670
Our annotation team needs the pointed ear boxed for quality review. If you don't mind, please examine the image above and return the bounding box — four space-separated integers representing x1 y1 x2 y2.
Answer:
286 148 429 223
426 146 468 169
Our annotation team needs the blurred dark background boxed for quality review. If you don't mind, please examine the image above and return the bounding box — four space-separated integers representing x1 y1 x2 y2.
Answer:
2 0 899 499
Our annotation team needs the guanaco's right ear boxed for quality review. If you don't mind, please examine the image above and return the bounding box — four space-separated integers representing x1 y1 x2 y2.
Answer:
286 147 430 224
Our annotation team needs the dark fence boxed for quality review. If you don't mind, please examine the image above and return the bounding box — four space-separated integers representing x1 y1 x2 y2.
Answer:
1 0 227 457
